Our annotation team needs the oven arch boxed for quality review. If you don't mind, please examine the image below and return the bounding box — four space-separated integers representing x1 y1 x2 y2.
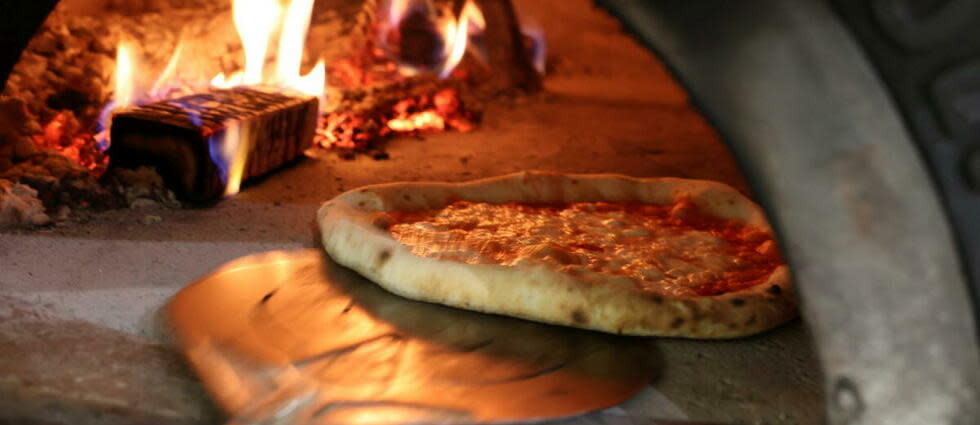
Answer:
597 1 980 424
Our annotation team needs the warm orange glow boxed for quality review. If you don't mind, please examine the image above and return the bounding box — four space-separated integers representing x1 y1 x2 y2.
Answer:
34 112 108 172
233 0 282 85
212 0 326 100
521 22 546 75
315 88 473 150
387 110 444 132
438 0 484 78
206 0 327 193
209 71 242 89
275 0 326 102
114 42 136 109
276 0 314 85
382 0 485 78
150 41 184 98
290 59 326 100
209 120 252 196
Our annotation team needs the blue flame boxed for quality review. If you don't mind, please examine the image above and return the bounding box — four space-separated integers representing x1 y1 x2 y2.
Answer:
523 26 546 75
208 129 230 186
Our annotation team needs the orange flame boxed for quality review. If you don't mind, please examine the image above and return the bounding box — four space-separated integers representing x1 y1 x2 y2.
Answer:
113 42 136 109
107 0 328 195
276 0 313 84
211 0 327 101
438 0 484 78
234 0 283 85
210 120 252 196
381 0 484 78
149 42 185 98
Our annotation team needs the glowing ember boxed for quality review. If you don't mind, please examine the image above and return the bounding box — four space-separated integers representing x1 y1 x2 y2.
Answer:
315 87 474 151
387 110 443 132
25 0 519 184
33 112 108 173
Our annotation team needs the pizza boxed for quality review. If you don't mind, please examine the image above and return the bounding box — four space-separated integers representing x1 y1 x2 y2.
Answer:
316 171 795 338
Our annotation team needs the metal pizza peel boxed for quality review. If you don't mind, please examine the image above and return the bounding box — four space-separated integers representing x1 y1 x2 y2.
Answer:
167 249 662 425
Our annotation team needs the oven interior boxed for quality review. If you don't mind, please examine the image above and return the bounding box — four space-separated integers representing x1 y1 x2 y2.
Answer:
0 1 977 425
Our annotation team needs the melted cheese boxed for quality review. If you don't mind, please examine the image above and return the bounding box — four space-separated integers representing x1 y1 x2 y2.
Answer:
383 200 783 297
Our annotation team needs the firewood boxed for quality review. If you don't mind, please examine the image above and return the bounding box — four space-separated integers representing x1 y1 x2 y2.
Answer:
467 0 541 93
109 87 318 204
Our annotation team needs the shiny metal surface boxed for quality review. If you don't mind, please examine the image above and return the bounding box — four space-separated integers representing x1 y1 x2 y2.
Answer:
168 250 661 425
595 2 980 424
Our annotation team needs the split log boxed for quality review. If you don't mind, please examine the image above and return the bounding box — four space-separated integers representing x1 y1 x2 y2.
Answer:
109 87 318 204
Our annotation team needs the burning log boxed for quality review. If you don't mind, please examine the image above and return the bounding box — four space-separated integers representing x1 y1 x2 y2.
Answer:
109 87 318 204
466 0 541 93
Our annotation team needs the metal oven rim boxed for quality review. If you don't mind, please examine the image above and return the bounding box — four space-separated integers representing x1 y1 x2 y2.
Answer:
597 1 980 424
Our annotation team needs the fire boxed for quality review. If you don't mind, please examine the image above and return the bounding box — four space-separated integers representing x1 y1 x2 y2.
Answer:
149 42 185 99
315 88 473 150
276 0 313 85
98 0 328 196
386 110 443 132
29 0 517 191
33 112 108 172
113 42 136 109
439 0 484 78
209 121 251 196
214 0 326 101
379 0 485 78
235 0 282 85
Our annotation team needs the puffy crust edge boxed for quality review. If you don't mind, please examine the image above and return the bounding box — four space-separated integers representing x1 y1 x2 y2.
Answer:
317 171 797 338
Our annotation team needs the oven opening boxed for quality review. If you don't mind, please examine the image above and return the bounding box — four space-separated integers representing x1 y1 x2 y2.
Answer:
2 1 977 425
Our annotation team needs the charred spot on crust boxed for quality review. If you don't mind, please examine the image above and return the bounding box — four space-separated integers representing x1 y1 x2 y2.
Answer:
730 298 746 307
670 317 685 329
357 200 367 208
646 294 664 304
571 309 589 325
570 179 579 185
377 249 392 266
261 289 278 304
403 194 411 201
767 284 782 295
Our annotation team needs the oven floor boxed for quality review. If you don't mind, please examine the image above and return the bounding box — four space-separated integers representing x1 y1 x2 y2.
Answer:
0 1 824 424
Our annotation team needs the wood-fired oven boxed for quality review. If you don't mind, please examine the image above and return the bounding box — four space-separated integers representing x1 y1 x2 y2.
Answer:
0 1 977 425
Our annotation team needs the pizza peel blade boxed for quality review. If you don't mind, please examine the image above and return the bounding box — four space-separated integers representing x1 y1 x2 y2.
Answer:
166 249 665 425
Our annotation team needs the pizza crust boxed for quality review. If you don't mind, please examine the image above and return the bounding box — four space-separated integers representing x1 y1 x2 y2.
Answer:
317 171 796 339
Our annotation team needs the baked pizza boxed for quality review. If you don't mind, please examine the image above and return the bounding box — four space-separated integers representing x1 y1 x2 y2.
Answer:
317 171 795 338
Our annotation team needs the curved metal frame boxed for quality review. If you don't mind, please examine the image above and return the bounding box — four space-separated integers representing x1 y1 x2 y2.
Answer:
597 1 979 424
3 1 979 423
